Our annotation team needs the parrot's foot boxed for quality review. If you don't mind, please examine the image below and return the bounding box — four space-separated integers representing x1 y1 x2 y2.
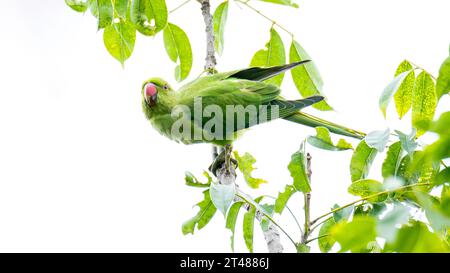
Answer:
209 145 238 177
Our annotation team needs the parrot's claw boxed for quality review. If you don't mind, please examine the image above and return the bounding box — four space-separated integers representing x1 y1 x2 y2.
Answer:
209 147 238 177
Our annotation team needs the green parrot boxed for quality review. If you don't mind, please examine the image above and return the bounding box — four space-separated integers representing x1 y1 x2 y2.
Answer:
141 60 365 148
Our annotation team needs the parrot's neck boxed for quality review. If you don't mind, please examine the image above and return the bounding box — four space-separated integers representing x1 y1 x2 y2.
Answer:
142 91 177 119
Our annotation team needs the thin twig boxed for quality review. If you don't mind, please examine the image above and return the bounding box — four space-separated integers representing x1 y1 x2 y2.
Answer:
235 0 295 37
305 234 329 244
410 61 437 80
309 216 332 234
237 192 297 248
169 0 192 14
310 183 431 226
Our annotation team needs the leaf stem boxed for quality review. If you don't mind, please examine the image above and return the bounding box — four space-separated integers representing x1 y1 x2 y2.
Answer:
305 234 329 244
261 195 303 235
309 216 332 234
237 192 297 248
234 0 295 38
410 62 437 80
310 182 431 226
170 0 192 14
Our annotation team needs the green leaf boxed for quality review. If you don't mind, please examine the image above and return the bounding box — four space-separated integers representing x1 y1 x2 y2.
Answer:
365 128 390 152
185 171 211 188
416 192 450 232
65 0 89 12
288 142 311 193
318 218 336 253
250 28 286 86
354 203 387 217
395 129 418 158
213 1 229 56
384 221 450 253
182 190 217 235
163 23 193 82
350 140 378 182
113 0 129 19
274 184 296 214
92 0 114 29
412 71 437 137
307 126 352 151
332 204 353 222
331 216 377 252
393 61 416 119
379 64 414 118
130 0 168 36
243 205 256 253
209 182 236 216
290 40 332 111
259 203 274 231
257 0 299 8
233 151 267 189
376 204 410 242
103 21 136 65
382 141 404 179
436 55 450 99
225 201 243 251
427 111 450 136
296 243 310 253
348 179 387 203
435 168 450 186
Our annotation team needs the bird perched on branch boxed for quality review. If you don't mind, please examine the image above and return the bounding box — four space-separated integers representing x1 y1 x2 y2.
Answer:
141 61 365 173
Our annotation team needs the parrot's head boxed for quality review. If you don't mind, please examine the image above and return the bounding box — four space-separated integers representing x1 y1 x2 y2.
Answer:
142 77 173 108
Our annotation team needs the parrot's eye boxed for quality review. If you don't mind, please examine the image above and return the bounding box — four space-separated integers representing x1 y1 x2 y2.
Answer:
144 83 158 106
163 84 169 91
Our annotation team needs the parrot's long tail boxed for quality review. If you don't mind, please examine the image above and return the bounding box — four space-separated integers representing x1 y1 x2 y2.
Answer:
284 112 366 139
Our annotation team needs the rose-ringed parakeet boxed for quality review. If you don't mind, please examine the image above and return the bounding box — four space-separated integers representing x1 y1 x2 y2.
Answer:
141 61 364 146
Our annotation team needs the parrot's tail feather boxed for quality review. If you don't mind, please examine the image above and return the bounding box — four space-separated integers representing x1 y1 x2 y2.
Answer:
228 60 311 82
284 112 366 139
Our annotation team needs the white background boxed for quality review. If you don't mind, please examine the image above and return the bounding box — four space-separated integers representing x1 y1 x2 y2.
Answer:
0 0 449 252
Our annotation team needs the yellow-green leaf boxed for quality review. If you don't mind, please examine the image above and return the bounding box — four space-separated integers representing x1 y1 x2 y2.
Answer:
380 60 415 118
103 21 136 65
290 40 332 111
307 126 352 151
213 1 229 56
350 140 378 182
163 23 193 82
250 28 286 87
182 190 217 235
274 184 296 214
319 218 336 253
331 216 377 253
225 202 243 252
412 71 437 136
288 142 311 193
348 179 387 203
381 141 403 179
394 61 416 119
130 0 168 36
65 0 89 12
233 151 267 189
436 55 450 99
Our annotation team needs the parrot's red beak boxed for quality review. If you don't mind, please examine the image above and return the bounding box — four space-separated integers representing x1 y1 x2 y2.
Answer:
144 83 158 106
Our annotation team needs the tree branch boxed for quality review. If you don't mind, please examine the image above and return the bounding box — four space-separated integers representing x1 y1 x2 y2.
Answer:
310 182 431 226
198 0 217 73
301 153 312 244
198 0 283 252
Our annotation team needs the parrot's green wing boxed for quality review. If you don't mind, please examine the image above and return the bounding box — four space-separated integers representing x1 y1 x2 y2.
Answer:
226 60 311 81
178 78 322 142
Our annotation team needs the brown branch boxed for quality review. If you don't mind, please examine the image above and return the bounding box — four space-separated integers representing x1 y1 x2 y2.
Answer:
197 0 283 253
